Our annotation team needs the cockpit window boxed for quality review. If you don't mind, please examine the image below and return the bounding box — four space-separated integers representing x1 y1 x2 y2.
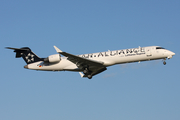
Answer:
156 47 165 49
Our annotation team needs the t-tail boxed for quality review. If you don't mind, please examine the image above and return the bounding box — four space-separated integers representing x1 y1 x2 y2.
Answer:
6 47 44 64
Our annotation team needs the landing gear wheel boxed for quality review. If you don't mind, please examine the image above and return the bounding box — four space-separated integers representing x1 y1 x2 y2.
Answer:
83 68 89 74
163 61 166 65
83 69 88 74
83 67 92 79
87 75 92 79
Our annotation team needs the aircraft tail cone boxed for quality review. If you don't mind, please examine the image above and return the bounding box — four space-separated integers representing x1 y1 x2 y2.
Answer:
24 65 28 69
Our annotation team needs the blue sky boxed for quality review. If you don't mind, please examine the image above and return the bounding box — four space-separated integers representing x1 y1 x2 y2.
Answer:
0 0 180 120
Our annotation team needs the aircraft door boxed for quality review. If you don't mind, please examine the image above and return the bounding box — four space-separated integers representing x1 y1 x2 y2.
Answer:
146 48 152 57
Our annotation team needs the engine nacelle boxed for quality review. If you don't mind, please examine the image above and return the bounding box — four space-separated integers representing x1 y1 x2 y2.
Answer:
44 54 61 63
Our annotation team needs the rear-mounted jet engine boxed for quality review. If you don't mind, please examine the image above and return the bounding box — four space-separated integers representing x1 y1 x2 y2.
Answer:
44 54 61 63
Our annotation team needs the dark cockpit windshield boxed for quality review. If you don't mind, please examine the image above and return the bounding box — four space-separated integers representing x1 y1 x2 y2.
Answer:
156 47 165 49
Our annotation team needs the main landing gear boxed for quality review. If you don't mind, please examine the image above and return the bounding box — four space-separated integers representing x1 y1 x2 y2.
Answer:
83 67 92 79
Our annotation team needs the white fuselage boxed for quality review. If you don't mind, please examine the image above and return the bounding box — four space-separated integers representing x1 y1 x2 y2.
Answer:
26 46 175 72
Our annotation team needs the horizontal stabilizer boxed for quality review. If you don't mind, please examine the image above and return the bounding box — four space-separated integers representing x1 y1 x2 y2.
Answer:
6 47 29 51
6 47 31 58
6 47 43 64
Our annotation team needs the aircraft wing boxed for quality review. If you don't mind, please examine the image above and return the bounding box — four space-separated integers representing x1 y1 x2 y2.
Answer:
54 46 106 77
54 46 104 67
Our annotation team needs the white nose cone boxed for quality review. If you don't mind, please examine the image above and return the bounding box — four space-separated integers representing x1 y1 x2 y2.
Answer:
167 51 175 59
172 52 175 56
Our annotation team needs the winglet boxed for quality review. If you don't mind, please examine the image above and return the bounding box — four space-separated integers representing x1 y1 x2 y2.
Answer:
54 46 63 53
79 72 84 78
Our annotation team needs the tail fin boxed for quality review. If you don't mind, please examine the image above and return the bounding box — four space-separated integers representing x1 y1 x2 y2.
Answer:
6 47 43 64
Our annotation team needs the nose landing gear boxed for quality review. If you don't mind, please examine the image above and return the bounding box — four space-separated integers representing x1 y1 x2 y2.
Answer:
163 58 166 65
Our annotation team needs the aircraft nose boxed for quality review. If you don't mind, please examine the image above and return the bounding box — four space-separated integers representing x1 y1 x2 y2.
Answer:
171 52 175 56
166 51 175 59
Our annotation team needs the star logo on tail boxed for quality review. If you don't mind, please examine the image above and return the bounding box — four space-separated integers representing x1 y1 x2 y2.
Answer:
25 53 34 63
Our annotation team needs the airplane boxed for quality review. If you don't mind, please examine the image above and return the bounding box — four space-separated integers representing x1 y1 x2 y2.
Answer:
6 46 175 79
